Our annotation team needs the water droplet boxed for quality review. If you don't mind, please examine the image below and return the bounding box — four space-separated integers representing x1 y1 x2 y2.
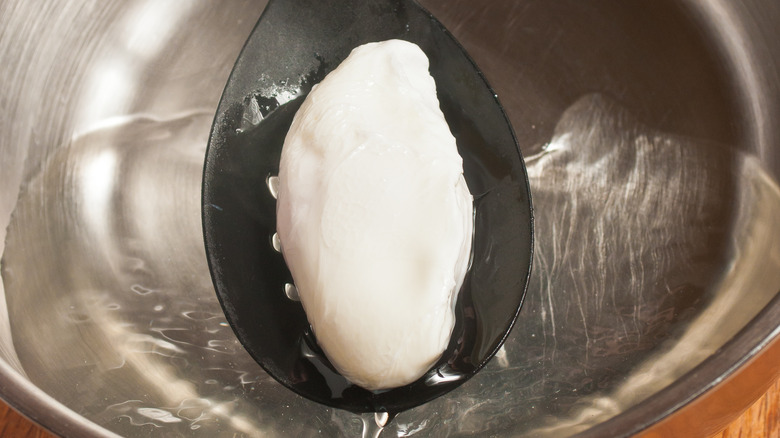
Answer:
266 175 279 199
68 313 90 322
130 284 155 295
284 283 299 301
153 305 164 311
374 412 389 427
360 412 395 438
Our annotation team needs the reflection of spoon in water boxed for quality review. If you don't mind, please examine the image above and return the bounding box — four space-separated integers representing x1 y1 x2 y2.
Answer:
202 0 533 417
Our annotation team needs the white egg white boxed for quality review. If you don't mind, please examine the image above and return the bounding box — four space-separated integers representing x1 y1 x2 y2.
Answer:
277 39 473 390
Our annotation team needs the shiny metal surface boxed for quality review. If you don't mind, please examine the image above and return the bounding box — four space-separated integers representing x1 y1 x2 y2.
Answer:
1 1 779 437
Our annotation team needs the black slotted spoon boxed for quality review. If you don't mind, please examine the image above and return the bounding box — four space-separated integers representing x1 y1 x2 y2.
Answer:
202 0 533 414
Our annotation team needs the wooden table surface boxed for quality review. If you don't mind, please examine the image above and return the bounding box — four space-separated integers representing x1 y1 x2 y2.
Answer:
0 378 777 437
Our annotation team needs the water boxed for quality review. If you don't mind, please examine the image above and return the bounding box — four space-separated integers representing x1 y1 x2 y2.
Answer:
271 233 282 252
284 283 300 302
2 94 780 437
360 412 395 438
266 175 280 200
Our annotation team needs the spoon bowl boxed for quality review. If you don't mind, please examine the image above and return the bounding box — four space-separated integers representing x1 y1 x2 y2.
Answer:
202 0 533 414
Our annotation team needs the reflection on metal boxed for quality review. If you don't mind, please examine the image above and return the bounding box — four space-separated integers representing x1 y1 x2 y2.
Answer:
1 0 779 437
524 97 780 437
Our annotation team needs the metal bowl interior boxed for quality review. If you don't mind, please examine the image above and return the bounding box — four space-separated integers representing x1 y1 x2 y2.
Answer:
0 0 779 437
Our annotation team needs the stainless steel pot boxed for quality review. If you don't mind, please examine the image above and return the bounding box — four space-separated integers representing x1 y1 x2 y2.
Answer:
1 1 778 437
